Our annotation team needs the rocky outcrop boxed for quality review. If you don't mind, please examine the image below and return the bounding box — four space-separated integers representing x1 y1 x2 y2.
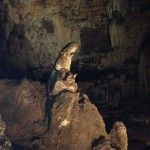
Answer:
0 115 12 150
0 43 128 149
0 79 46 146
0 78 128 150
33 42 109 149
41 91 128 150
39 92 108 150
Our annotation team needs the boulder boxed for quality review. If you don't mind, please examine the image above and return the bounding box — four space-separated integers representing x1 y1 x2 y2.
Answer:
0 79 46 146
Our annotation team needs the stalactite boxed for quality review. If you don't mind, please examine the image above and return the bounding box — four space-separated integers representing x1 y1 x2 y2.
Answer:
0 1 13 48
109 10 125 49
106 0 113 19
106 0 128 49
113 0 128 17
106 0 128 19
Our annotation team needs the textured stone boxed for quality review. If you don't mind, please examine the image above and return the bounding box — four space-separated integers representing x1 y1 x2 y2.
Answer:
0 0 107 78
40 92 108 150
0 79 46 146
0 0 149 80
0 115 12 150
110 121 128 150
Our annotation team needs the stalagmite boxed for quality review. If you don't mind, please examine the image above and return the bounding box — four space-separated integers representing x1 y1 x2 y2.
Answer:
110 121 128 150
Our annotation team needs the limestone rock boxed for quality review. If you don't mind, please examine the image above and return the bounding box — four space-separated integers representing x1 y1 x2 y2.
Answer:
110 121 128 150
0 115 6 138
0 41 129 150
0 115 12 150
0 78 128 150
51 73 78 96
0 79 46 146
0 0 107 78
91 121 128 150
40 92 108 150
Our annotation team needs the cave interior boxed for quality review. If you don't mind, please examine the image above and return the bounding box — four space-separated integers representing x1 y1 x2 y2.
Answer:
0 0 150 150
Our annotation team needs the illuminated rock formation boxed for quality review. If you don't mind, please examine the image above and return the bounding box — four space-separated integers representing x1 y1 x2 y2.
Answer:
0 43 128 150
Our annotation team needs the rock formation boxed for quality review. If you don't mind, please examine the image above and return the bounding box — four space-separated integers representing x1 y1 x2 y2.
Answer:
0 1 149 149
0 0 148 79
107 0 128 49
0 115 12 150
0 79 46 146
0 43 128 150
40 92 108 150
110 122 128 150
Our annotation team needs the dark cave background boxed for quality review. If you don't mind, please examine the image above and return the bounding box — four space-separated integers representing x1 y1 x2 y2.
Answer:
0 0 150 150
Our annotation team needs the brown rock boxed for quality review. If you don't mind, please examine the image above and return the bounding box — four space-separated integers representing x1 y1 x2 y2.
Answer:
110 121 128 150
0 114 12 150
40 92 108 150
0 79 46 146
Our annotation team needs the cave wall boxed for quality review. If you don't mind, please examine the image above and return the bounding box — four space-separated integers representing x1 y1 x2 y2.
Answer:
0 0 149 93
0 0 150 148
0 0 149 79
0 0 108 78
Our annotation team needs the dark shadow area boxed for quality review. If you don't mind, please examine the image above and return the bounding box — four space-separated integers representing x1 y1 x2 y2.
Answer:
80 27 111 54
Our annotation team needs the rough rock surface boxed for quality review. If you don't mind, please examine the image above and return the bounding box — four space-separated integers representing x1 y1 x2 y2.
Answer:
110 122 128 150
0 0 107 78
0 79 46 146
40 92 108 150
0 0 149 80
0 1 149 149
0 78 128 150
0 42 128 149
0 115 12 150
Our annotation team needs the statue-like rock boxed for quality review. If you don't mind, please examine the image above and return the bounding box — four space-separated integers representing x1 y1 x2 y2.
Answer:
0 43 128 150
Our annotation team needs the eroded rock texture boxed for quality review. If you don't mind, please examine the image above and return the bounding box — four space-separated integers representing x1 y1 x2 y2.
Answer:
0 0 149 75
110 122 127 150
0 42 128 149
0 115 12 150
0 0 108 78
40 92 108 150
0 0 149 149
0 79 46 146
0 78 128 150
